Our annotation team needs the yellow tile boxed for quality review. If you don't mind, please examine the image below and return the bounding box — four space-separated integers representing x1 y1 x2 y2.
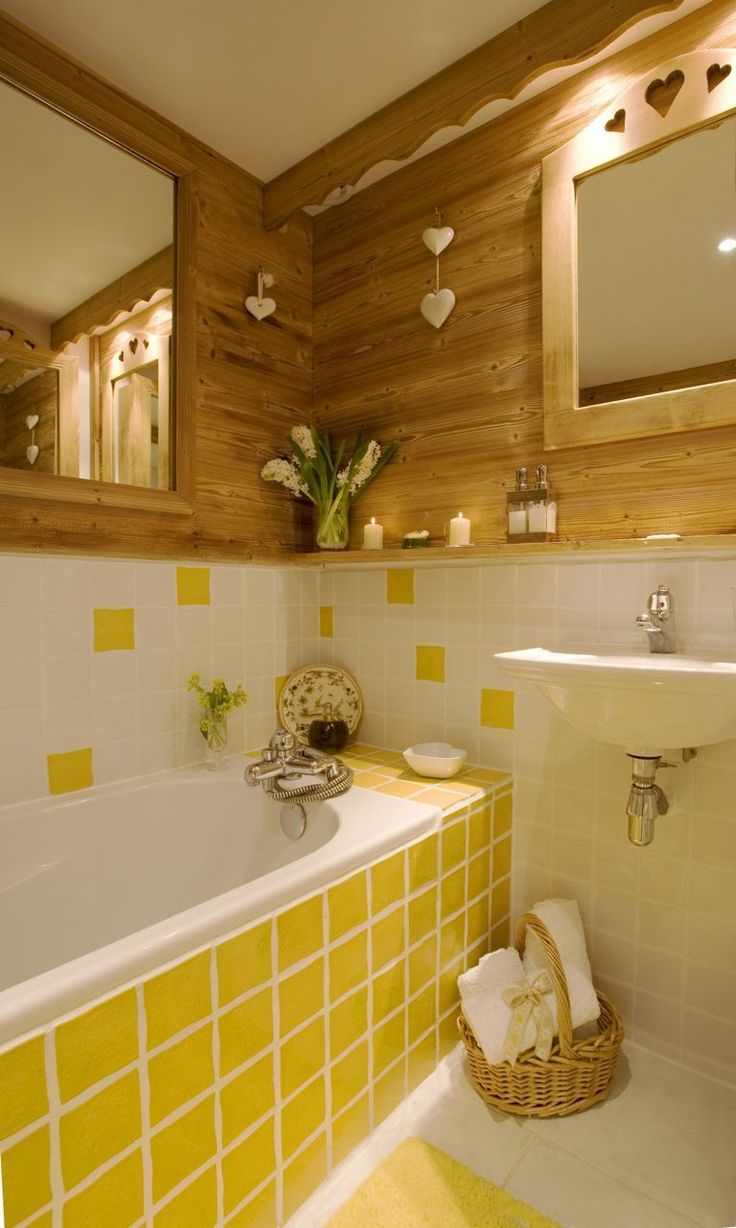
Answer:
329 987 368 1058
441 820 466 873
328 872 367 941
468 935 490 967
407 834 438 891
350 743 383 755
282 1133 327 1223
386 569 414 605
373 1060 405 1125
148 1023 214 1126
409 935 437 995
2 1124 50 1227
176 566 210 605
439 956 464 1015
408 886 437 946
319 605 334 637
469 895 491 947
469 768 510 785
416 645 445 683
492 916 511 949
439 780 483 798
0 1036 48 1141
353 770 393 789
468 851 491 901
469 805 492 857
480 688 515 730
222 1117 275 1217
280 1017 324 1099
493 791 513 838
274 675 288 707
281 1075 325 1158
227 1181 276 1228
439 1009 461 1058
56 990 138 1104
46 748 93 796
62 1149 143 1228
217 920 272 1007
491 877 511 926
374 780 425 799
331 1040 368 1115
417 787 464 810
408 1030 436 1091
277 896 324 972
332 1094 369 1166
373 1009 405 1077
440 915 465 968
494 835 512 881
372 960 406 1025
371 907 405 973
219 987 272 1076
279 957 324 1036
221 1052 274 1147
25 1215 52 1228
93 608 135 652
144 951 211 1049
60 1070 140 1192
329 930 367 1002
409 984 436 1046
153 1165 217 1228
151 1094 216 1203
441 866 466 921
371 851 405 914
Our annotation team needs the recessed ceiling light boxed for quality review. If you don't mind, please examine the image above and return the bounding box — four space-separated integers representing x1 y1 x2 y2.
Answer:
717 236 736 252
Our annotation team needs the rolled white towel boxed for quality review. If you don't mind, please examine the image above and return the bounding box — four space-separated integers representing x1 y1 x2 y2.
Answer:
522 898 600 1031
458 947 545 1066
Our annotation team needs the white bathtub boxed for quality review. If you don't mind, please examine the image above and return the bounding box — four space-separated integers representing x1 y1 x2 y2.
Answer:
0 758 439 1044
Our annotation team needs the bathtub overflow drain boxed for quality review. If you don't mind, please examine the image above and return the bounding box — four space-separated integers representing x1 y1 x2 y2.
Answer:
280 802 307 840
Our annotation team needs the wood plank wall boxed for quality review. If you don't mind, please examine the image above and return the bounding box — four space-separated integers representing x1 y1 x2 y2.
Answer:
313 0 736 548
1 370 57 473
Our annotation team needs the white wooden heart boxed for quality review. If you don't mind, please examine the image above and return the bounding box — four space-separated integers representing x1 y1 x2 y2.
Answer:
26 444 39 465
245 295 276 322
420 288 456 329
422 226 454 256
25 414 39 431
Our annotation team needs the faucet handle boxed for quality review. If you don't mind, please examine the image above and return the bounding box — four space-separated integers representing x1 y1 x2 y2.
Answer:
270 728 295 753
649 584 673 619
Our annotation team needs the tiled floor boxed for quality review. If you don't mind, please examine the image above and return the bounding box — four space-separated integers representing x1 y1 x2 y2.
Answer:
287 1042 736 1228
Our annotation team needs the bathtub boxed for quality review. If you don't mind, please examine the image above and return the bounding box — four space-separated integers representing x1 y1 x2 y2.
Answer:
0 757 439 1044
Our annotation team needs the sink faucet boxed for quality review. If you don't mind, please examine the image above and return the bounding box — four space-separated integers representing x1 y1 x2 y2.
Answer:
245 728 351 799
636 584 675 653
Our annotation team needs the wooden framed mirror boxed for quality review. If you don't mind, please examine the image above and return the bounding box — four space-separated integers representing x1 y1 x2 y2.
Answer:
542 49 736 450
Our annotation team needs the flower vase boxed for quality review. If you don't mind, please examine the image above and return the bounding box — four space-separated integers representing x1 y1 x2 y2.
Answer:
204 712 228 771
315 502 349 550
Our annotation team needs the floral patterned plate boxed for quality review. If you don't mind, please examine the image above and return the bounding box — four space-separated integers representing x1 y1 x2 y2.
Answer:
278 663 363 742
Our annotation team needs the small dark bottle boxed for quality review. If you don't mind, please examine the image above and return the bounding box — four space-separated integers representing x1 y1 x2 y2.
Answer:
307 703 349 751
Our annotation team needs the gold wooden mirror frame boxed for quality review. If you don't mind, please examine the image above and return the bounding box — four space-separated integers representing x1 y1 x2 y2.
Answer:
542 49 736 450
0 17 196 514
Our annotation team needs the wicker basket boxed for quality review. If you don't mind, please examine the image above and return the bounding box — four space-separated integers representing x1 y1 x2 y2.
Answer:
458 912 624 1117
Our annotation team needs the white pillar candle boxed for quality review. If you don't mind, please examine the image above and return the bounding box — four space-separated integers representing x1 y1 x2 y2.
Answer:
448 512 471 547
363 517 384 549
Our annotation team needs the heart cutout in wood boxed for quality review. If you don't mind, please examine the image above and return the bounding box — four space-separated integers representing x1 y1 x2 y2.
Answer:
707 62 732 93
26 444 39 465
0 328 13 343
604 108 626 133
420 288 456 329
645 69 685 118
422 226 454 256
25 414 39 430
245 295 276 322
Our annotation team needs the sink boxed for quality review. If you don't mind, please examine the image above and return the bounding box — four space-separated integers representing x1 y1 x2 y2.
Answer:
495 647 736 756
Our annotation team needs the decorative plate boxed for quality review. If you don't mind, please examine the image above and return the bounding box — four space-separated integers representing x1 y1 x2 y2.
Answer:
278 663 363 742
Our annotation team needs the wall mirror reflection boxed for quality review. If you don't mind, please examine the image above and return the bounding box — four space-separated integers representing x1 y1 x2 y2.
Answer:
0 78 175 488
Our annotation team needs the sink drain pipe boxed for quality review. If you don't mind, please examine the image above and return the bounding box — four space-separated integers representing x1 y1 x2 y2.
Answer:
626 755 669 846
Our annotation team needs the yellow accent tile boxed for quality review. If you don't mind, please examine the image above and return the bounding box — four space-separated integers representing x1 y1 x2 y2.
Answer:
56 989 138 1104
277 896 324 972
468 934 490 966
373 1060 405 1125
469 805 492 856
409 984 436 1046
282 1133 327 1223
221 1052 274 1147
274 675 288 707
494 835 512 881
24 1215 52 1228
468 851 491 901
440 914 465 968
387 569 414 605
440 1009 461 1058
328 872 367 942
153 1165 217 1228
62 1149 143 1228
469 768 511 785
217 920 272 1008
176 566 210 605
227 1182 276 1228
375 779 425 799
372 960 405 1025
46 748 93 796
332 1093 369 1166
480 687 515 730
331 1040 368 1115
329 931 367 1002
280 1017 324 1099
492 916 511 949
441 820 466 873
219 987 272 1076
319 605 334 637
151 1094 216 1203
492 878 511 926
222 1117 275 1218
350 744 383 755
0 1036 48 1141
148 1023 214 1126
371 851 405 914
371 907 405 973
353 770 392 789
439 779 483 798
93 607 135 652
417 787 464 810
408 1030 437 1091
409 886 437 945
282 1076 325 1159
408 834 438 891
60 1071 140 1192
373 1009 405 1077
469 895 491 947
441 866 466 921
330 986 368 1058
439 956 464 1016
2 1124 51 1227
144 951 211 1049
494 792 513 838
279 957 324 1036
409 935 437 995
416 645 445 683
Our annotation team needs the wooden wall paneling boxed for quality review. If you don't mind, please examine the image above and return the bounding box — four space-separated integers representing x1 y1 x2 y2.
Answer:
50 246 174 351
0 371 58 473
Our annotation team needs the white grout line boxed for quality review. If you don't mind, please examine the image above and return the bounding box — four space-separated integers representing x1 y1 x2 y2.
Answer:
136 983 154 1227
43 1030 63 1228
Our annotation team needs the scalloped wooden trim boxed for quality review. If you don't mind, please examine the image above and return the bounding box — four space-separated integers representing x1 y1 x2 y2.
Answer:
50 245 173 350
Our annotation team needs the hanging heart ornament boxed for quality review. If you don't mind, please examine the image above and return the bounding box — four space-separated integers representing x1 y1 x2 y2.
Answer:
422 226 454 256
420 288 456 329
245 295 276 322
25 414 39 430
26 444 39 465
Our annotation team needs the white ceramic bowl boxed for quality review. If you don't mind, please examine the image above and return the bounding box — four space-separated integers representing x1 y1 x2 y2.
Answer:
403 742 468 779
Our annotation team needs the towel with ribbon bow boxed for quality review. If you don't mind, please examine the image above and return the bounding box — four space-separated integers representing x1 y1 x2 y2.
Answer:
501 972 554 1065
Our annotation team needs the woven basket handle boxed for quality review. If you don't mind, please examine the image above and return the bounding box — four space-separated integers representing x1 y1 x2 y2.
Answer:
515 912 575 1058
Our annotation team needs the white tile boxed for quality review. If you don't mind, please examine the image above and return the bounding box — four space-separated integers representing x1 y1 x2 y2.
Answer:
43 606 91 658
480 564 517 607
0 555 41 606
135 607 176 651
41 557 90 606
92 652 136 698
243 568 275 604
517 563 557 607
0 752 47 806
134 562 174 605
414 568 448 608
90 561 136 607
0 606 42 656
210 565 243 605
45 655 91 705
175 606 212 649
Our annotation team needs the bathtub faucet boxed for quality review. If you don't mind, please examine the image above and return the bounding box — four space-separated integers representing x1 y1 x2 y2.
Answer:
245 728 353 802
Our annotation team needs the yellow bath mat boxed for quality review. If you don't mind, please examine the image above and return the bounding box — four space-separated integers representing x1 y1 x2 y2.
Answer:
326 1137 562 1227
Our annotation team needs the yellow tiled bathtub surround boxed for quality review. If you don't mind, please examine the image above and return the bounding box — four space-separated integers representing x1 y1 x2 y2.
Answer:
0 781 511 1226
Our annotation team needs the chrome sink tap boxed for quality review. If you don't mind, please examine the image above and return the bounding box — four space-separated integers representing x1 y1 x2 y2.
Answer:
636 584 675 654
245 728 352 801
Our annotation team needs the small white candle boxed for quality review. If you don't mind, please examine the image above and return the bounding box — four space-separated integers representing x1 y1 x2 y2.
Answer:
448 512 471 547
363 516 384 549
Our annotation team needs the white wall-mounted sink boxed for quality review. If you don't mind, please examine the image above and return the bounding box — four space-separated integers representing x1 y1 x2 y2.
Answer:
495 647 736 756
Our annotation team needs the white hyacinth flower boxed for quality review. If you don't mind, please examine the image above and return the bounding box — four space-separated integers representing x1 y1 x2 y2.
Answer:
349 441 381 495
261 458 310 498
290 424 317 459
